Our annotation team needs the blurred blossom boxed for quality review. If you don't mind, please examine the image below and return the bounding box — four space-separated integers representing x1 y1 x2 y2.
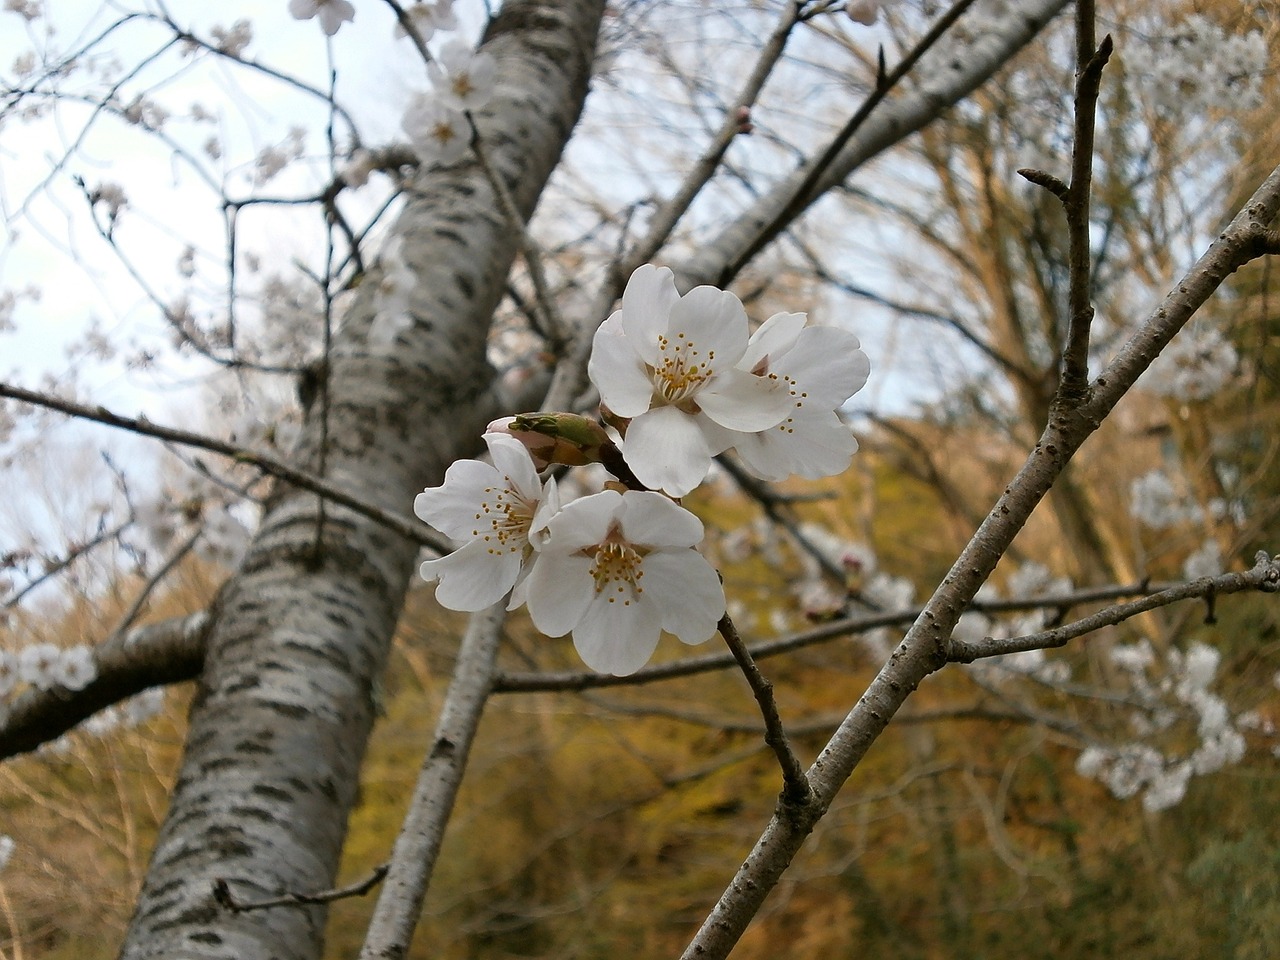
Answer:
428 39 498 113
402 95 471 166
1182 539 1222 580
288 0 354 35
55 645 96 690
1123 14 1267 117
121 687 166 725
1129 469 1202 530
17 642 61 689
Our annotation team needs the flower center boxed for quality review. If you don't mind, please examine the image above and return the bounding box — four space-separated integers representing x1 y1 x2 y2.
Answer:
650 332 715 409
471 483 535 556
587 527 646 605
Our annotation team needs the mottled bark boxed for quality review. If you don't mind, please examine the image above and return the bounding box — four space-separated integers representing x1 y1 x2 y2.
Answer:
118 3 604 958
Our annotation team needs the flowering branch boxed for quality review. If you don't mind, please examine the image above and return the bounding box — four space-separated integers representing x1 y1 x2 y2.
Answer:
0 611 209 760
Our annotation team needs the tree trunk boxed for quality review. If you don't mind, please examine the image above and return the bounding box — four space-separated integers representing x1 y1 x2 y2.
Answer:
118 4 604 957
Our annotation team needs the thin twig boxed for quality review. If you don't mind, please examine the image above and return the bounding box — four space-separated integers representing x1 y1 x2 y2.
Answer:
949 553 1280 662
718 613 811 806
718 0 982 286
0 382 448 552
1059 0 1113 399
213 863 389 912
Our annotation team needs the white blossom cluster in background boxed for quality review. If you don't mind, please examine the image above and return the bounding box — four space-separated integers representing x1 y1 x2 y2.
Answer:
414 265 870 675
1123 14 1268 118
1129 469 1204 530
1076 640 1253 812
0 643 96 697
957 563 1075 685
1139 324 1238 401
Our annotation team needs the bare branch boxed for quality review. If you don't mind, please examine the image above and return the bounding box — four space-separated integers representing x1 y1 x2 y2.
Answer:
950 553 1280 662
358 603 506 960
0 382 448 552
213 864 389 913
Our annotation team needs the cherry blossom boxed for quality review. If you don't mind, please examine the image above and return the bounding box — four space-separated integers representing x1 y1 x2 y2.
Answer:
55 645 97 691
847 0 896 26
524 489 725 675
17 642 61 689
588 264 792 497
287 0 355 36
428 39 498 112
722 312 870 482
415 433 556 611
402 94 471 166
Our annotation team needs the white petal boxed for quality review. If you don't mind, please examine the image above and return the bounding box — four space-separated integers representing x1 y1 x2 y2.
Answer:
413 459 502 537
542 490 623 551
622 406 713 497
775 326 870 408
741 311 806 371
640 550 725 644
698 367 792 431
525 552 595 636
666 285 749 368
617 491 704 549
733 409 859 481
589 313 654 417
420 538 523 611
484 433 542 501
618 265 680 365
573 593 663 675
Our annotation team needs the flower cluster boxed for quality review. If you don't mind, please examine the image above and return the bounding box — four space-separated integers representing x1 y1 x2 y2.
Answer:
403 40 497 167
415 266 870 674
588 264 869 497
1123 14 1267 118
1075 640 1249 812
1129 469 1203 530
0 643 96 697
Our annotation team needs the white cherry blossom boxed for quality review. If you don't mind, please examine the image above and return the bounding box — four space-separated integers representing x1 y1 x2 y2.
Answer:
428 39 498 112
56 645 97 691
524 489 725 675
415 433 556 611
722 312 870 482
287 0 354 36
403 94 471 166
588 265 792 497
17 642 61 689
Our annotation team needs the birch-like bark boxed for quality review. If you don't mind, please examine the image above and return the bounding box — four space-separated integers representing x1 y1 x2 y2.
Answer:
117 3 603 957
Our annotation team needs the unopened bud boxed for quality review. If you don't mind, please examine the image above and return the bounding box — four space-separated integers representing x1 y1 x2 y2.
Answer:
487 412 612 469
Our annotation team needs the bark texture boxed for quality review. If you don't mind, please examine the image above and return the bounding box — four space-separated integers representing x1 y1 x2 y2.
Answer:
118 3 604 957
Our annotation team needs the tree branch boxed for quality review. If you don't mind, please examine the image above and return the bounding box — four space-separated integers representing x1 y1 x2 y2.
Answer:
0 382 448 552
0 611 210 760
